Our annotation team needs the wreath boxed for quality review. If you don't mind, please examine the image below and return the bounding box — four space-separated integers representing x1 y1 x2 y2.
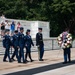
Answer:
57 33 72 49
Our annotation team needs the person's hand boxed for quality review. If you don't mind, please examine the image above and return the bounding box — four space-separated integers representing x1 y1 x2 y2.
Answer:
37 45 40 48
17 46 19 48
25 44 27 47
3 46 5 48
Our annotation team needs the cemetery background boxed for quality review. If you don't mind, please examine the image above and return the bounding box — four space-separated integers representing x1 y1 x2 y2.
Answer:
0 18 75 55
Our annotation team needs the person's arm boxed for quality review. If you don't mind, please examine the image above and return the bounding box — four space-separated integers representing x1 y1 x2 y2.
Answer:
42 34 44 45
10 35 14 47
2 36 6 48
24 36 27 47
36 33 39 46
10 24 12 30
17 35 19 48
0 24 1 27
0 24 2 27
8 23 10 26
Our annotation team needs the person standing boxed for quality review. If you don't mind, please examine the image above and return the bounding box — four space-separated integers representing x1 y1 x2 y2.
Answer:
36 28 44 61
18 27 26 63
11 30 20 63
10 21 15 35
2 29 12 62
5 20 10 30
0 21 5 37
25 29 34 62
0 14 6 19
57 28 72 64
17 22 21 32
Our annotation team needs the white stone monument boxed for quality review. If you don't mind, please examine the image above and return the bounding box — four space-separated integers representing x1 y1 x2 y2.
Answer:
0 18 50 39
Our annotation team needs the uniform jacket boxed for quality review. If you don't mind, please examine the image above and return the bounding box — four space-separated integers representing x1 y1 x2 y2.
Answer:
12 34 19 47
18 32 25 48
25 35 34 48
3 35 11 48
36 32 44 46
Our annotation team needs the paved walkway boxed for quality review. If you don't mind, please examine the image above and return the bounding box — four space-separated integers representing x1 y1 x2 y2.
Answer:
0 48 75 75
34 65 75 75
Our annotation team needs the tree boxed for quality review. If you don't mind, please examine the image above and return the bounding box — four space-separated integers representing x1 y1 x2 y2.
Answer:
0 0 75 37
50 0 75 36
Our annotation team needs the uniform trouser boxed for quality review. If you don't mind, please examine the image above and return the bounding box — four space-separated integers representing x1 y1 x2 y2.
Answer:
25 47 32 60
63 48 71 62
3 47 11 61
11 47 20 62
38 45 44 60
19 47 25 62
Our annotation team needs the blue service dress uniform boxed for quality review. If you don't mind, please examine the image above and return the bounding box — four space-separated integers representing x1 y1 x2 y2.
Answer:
25 35 34 61
36 32 44 61
11 34 20 62
2 35 11 62
18 32 25 63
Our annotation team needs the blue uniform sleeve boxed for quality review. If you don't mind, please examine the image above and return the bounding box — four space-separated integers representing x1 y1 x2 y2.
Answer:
2 36 6 48
10 36 14 46
18 33 21 40
24 36 27 47
17 34 20 47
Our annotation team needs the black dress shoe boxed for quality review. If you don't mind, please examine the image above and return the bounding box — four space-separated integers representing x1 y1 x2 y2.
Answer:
68 61 71 63
11 58 16 61
31 59 34 62
39 59 43 61
9 59 13 62
25 60 29 62
41 59 44 61
62 62 67 64
18 61 21 63
3 60 8 62
23 61 27 63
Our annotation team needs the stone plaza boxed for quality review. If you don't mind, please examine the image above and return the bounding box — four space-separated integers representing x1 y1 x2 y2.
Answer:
0 48 75 75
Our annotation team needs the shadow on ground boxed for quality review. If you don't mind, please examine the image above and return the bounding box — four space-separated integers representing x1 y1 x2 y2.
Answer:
6 60 75 75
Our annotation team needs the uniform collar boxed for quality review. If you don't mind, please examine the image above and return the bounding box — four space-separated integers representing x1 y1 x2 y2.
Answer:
6 34 9 36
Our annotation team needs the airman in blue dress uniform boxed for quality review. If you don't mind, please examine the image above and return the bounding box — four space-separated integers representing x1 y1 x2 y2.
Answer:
18 27 26 63
25 29 34 62
36 28 44 61
2 29 12 62
11 30 20 63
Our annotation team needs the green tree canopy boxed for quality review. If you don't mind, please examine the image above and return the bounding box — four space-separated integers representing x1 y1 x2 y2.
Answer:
0 0 75 37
